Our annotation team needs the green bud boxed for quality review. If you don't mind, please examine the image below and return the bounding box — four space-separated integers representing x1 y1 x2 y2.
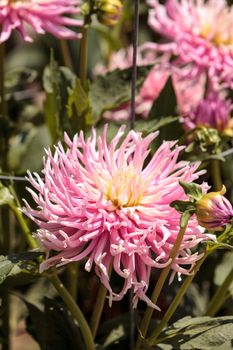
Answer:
96 0 123 27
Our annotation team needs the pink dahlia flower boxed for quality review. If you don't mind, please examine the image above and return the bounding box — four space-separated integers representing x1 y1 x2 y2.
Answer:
95 47 170 120
0 0 83 43
24 125 212 307
196 186 233 231
148 0 233 87
180 90 233 136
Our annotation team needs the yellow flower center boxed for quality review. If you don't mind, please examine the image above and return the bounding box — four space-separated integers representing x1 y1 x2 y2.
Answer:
104 166 148 208
198 8 233 47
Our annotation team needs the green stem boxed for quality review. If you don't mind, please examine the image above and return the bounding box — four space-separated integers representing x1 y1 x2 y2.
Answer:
48 273 95 350
79 20 89 87
210 159 222 191
135 212 191 349
90 283 107 338
1 290 10 350
0 41 8 170
205 265 233 317
66 262 79 300
147 251 210 346
8 202 37 250
60 40 74 70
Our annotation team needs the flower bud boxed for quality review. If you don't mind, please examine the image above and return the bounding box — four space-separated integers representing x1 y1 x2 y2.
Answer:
96 0 123 27
196 186 233 230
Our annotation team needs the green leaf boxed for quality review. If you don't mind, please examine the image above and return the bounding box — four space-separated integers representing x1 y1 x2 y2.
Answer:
0 252 41 286
0 184 14 206
135 116 179 134
148 77 177 119
170 200 196 214
157 316 233 350
89 65 152 122
179 181 203 201
26 298 85 350
67 78 92 132
43 57 77 140
7 125 51 174
96 313 140 349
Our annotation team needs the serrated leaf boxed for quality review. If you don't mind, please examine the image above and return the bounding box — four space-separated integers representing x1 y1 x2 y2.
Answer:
0 252 41 286
157 316 233 350
179 181 203 201
89 65 152 121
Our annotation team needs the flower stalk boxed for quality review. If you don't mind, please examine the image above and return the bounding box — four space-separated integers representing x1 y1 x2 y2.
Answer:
147 250 210 346
8 202 37 250
90 282 108 337
60 40 73 70
211 159 222 191
48 272 95 350
135 211 192 349
205 265 233 317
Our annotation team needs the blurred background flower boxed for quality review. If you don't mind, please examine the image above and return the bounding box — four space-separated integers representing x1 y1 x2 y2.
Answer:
0 0 83 43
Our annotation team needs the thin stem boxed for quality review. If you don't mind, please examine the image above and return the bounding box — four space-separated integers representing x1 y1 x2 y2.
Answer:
135 212 191 349
205 265 233 317
147 251 210 346
210 159 222 191
1 291 10 350
48 272 95 350
66 262 79 300
90 282 107 338
0 42 6 118
79 20 89 87
60 40 74 70
130 0 140 130
0 41 8 170
8 202 37 250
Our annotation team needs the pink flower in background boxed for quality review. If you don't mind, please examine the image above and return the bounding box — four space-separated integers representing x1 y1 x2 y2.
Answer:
148 0 233 87
95 48 170 120
181 90 233 136
24 125 212 308
0 0 83 43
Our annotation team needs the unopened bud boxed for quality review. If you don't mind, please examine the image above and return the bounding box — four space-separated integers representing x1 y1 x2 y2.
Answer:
96 0 123 27
196 186 233 231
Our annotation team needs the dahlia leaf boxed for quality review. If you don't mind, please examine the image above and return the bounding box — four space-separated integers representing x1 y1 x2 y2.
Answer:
0 252 41 286
89 65 152 120
135 116 179 134
170 200 196 214
25 298 85 350
179 181 203 201
156 316 233 349
148 77 177 120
